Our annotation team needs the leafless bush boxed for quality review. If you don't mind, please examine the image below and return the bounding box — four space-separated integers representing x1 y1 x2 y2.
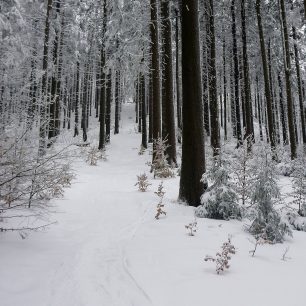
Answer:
185 219 197 236
0 126 75 234
204 237 236 274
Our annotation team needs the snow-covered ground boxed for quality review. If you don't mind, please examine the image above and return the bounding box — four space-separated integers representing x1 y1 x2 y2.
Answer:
1 104 306 306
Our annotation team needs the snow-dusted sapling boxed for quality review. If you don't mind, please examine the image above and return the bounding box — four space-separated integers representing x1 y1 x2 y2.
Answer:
155 181 165 198
195 153 241 220
291 157 306 216
135 173 151 192
86 146 105 166
248 148 292 243
185 219 197 236
248 234 272 257
232 137 254 207
155 182 166 219
151 137 175 178
155 203 166 220
204 237 236 274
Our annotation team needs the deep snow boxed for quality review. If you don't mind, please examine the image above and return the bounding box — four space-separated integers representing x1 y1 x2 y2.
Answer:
1 104 306 306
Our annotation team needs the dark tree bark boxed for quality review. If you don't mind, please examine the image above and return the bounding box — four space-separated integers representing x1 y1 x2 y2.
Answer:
74 61 80 138
292 26 306 146
148 76 153 143
161 0 177 166
279 0 297 159
114 70 120 135
267 40 278 144
231 0 242 147
230 58 237 137
140 74 147 149
241 0 254 148
105 69 112 143
179 0 207 207
98 0 107 150
48 0 61 141
175 9 182 144
81 65 88 142
39 0 53 156
208 0 220 156
202 2 210 137
256 76 264 141
137 77 142 133
150 0 161 148
277 72 288 145
256 0 276 154
223 37 227 141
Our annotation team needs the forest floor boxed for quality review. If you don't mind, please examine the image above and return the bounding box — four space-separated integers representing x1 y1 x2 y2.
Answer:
1 104 306 306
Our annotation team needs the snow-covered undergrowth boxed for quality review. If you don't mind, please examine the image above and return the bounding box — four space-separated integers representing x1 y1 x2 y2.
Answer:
1 104 305 306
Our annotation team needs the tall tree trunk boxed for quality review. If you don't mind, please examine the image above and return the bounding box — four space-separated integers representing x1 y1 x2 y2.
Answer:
150 0 161 149
256 0 276 154
208 0 220 155
161 0 177 166
223 37 227 141
292 26 306 146
256 76 264 141
141 74 147 149
38 0 53 156
278 72 288 145
105 69 112 143
279 0 297 159
114 70 120 134
241 0 254 148
148 76 153 143
175 9 182 144
203 2 210 137
48 0 61 141
98 0 107 149
179 0 207 207
231 0 242 146
74 61 80 138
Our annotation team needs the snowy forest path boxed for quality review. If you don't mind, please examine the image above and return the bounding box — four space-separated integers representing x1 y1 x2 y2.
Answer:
1 103 155 306
47 103 154 306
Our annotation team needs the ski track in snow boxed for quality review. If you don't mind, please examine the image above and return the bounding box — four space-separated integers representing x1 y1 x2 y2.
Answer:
47 104 153 306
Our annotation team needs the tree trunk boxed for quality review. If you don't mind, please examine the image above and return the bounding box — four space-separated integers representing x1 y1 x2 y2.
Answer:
231 0 242 147
74 61 80 138
141 74 147 149
292 26 306 146
106 69 112 143
48 0 61 141
179 0 207 207
279 0 297 159
241 0 254 148
150 0 161 148
98 0 107 150
277 72 288 145
161 0 177 166
223 37 227 141
208 0 220 156
38 0 53 156
175 9 182 144
114 70 120 134
256 0 276 154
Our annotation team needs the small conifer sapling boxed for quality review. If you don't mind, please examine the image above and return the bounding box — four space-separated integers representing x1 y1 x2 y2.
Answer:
135 173 151 192
185 219 197 236
155 182 167 219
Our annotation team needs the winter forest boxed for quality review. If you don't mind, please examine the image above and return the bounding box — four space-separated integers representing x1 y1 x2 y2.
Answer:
1 0 306 305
